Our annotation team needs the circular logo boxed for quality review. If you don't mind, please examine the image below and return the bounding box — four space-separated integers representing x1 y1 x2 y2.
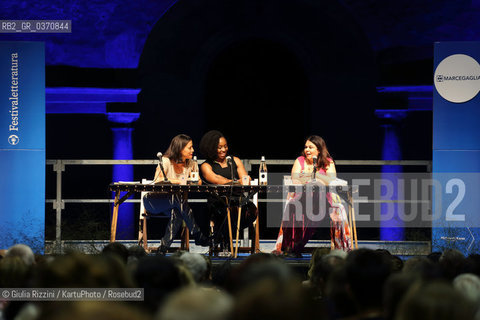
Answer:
8 135 19 145
2 290 10 298
434 54 480 103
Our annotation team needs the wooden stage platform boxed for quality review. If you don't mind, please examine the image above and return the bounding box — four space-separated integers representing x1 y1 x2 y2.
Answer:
45 239 431 260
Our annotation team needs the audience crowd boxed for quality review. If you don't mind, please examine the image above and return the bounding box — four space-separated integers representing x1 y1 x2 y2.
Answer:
0 242 479 320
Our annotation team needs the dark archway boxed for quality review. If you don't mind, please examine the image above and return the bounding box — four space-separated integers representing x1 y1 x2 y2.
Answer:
204 38 309 159
136 0 378 159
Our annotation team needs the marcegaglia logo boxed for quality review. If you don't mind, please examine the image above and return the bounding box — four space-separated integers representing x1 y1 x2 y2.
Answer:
434 54 480 103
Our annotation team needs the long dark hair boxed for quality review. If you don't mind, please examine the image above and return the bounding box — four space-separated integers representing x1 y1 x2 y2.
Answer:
164 134 192 163
302 135 332 170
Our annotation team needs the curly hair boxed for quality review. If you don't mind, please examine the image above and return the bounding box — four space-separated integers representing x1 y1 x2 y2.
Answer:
199 130 224 161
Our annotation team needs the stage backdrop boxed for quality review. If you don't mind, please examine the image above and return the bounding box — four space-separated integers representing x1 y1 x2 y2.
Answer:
433 42 480 255
0 42 45 253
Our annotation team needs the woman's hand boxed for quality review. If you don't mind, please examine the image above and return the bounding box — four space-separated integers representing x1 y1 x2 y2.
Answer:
200 162 232 184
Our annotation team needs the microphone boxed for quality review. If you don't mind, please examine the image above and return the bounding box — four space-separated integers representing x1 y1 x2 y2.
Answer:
312 156 318 180
156 152 169 182
226 156 235 183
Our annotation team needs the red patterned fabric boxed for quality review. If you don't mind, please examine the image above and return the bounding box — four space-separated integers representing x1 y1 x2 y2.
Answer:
274 157 352 254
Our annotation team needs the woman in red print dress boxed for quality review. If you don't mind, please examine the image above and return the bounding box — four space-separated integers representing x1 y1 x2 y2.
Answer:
274 135 352 257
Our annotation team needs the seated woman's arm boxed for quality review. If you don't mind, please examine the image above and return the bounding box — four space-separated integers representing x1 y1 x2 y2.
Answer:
234 157 250 183
200 162 232 185
314 161 337 185
290 158 304 184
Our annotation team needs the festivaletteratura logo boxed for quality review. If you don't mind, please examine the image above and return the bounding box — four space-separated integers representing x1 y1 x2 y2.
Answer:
8 134 19 145
8 52 20 145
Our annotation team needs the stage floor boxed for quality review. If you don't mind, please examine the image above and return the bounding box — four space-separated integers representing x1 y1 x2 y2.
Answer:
45 239 431 258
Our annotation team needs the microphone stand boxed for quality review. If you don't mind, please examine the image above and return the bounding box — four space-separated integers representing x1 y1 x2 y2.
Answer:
226 156 235 198
156 153 170 183
312 156 318 181
227 156 243 257
159 161 169 182
228 157 236 182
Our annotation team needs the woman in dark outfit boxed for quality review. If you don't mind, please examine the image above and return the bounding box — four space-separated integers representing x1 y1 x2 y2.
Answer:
199 130 257 255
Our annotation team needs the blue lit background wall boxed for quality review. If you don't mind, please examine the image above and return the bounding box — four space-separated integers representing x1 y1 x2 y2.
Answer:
380 120 404 241
0 0 177 68
1 1 480 69
1 0 480 242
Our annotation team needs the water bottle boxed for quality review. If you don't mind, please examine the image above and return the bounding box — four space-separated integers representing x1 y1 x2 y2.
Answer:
190 156 199 183
259 156 268 185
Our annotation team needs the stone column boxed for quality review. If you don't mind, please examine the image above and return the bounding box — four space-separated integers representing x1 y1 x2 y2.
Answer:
108 112 140 240
375 110 407 241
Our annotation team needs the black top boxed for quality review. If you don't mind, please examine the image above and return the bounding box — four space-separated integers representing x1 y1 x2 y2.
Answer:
204 158 239 182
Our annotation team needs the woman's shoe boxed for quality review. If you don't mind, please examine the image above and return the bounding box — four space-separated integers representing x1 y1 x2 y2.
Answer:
156 245 168 256
194 233 210 246
218 249 232 258
282 248 302 259
271 249 283 256
283 251 303 259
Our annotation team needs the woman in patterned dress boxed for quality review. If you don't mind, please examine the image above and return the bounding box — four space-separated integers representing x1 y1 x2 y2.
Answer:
274 135 352 257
